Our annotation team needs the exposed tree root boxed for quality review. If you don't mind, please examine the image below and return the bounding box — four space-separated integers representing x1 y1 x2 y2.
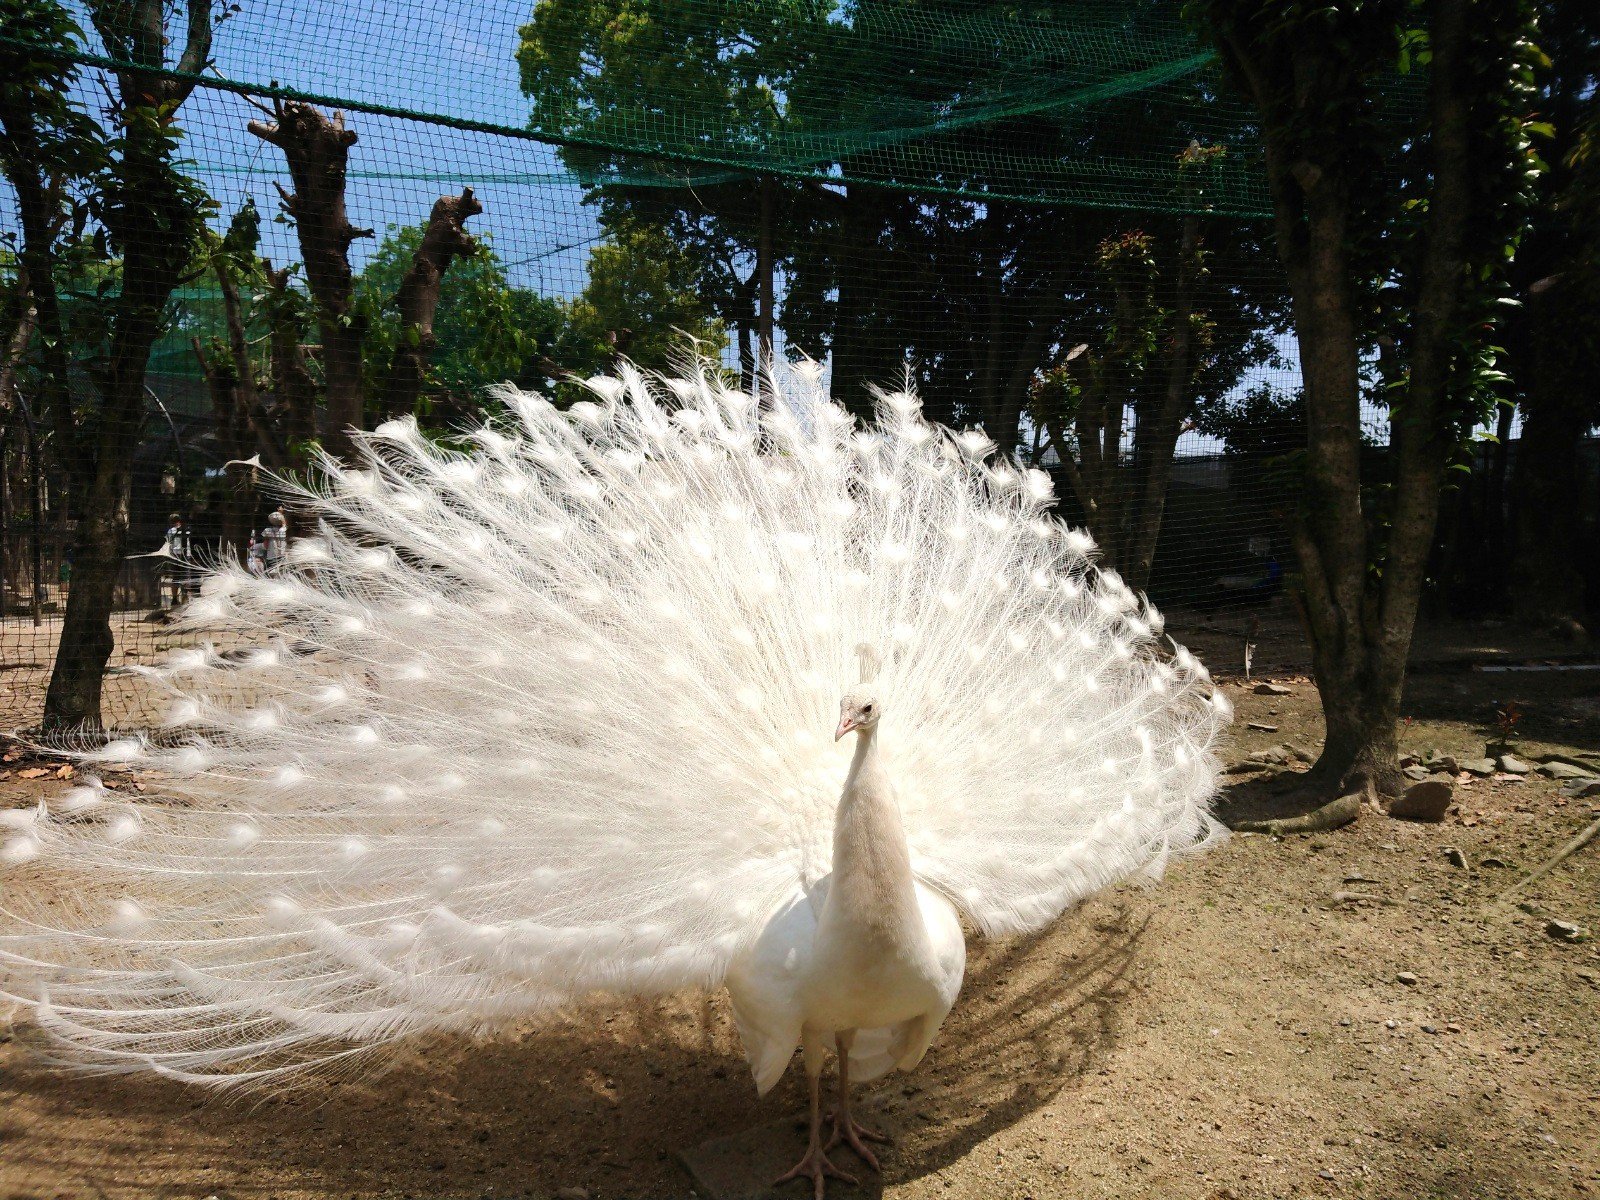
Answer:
1229 792 1364 836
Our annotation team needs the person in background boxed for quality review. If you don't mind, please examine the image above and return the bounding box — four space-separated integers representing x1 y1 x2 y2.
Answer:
163 513 189 607
262 509 288 576
246 531 266 578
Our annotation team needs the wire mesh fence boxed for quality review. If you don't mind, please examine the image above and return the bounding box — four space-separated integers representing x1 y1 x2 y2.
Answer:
0 0 1562 732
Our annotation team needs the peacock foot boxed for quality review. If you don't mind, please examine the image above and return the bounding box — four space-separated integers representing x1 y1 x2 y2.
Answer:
826 1109 890 1171
775 1144 857 1200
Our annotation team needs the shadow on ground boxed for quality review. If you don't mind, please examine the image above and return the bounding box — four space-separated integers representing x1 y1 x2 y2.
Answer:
1 906 1146 1200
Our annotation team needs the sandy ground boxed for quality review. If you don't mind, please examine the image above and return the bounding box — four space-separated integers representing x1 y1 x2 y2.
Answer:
2 619 1598 1200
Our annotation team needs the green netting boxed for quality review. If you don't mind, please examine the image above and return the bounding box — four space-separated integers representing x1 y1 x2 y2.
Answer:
1 0 1397 728
4 1 1274 213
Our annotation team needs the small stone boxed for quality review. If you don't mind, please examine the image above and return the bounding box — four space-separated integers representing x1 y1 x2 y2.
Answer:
1421 1024 1438 1034
1461 758 1497 777
1423 753 1459 775
1399 753 1420 768
1249 748 1289 766
1497 754 1531 775
1545 919 1590 943
1318 1169 1335 1180
1559 779 1600 799
1537 761 1596 781
1402 764 1432 781
1396 972 1419 986
1445 1023 1461 1033
1246 721 1279 732
1480 856 1510 869
1384 1019 1398 1029
1338 1017 1352 1027
1388 778 1454 823
1444 847 1469 869
1253 682 1292 695
1517 901 1545 916
1289 746 1315 764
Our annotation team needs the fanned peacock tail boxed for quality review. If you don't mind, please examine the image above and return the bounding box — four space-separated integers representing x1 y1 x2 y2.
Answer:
0 361 1229 1083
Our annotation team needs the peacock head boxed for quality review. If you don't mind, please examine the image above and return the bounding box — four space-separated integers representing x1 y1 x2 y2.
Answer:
835 688 881 741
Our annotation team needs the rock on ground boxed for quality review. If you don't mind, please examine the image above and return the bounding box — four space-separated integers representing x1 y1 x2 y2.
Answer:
1388 778 1454 823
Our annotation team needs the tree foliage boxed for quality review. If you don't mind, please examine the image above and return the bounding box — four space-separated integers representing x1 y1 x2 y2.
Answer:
565 222 727 372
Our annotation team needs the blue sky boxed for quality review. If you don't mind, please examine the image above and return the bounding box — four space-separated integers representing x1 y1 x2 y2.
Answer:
106 0 603 296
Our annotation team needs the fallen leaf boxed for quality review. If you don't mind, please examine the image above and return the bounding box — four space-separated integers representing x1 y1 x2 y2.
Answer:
18 768 48 779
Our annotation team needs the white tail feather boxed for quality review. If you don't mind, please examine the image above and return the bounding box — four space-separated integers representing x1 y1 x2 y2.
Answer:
0 363 1226 1082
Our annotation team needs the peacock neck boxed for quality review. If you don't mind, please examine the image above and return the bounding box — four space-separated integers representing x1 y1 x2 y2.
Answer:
845 721 882 788
828 724 920 929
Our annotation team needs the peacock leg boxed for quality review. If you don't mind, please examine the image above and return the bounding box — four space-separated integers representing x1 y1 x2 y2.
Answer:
826 1029 890 1171
775 1031 856 1199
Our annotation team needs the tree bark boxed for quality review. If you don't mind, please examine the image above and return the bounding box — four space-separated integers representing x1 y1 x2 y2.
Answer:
248 101 370 460
380 187 481 422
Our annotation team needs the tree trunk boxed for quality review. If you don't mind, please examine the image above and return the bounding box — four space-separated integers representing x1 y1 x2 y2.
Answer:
830 185 886 420
0 162 77 492
1229 0 1474 799
209 238 262 560
262 259 317 466
757 176 776 401
0 283 37 410
381 187 481 422
45 288 166 730
192 336 256 564
1122 215 1201 592
1510 280 1588 631
248 101 370 460
43 0 213 732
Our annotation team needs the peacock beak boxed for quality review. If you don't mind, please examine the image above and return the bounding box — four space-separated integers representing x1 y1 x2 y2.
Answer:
834 713 858 741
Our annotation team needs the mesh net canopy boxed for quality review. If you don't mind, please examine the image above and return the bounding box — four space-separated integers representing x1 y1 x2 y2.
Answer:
0 0 1463 728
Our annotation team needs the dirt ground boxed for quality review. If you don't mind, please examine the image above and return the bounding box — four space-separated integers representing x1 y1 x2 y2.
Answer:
2 611 1598 1200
